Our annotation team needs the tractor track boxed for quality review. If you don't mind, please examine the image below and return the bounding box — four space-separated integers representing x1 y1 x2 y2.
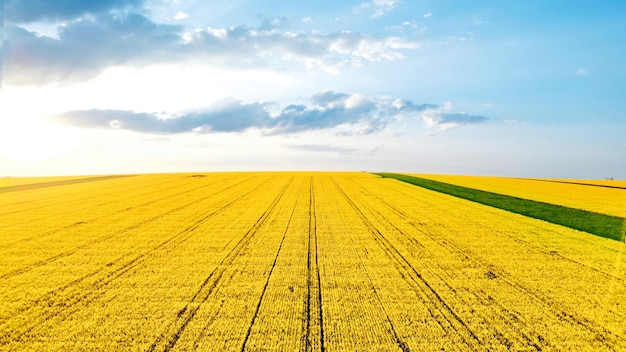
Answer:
239 179 304 352
332 178 481 350
147 178 292 352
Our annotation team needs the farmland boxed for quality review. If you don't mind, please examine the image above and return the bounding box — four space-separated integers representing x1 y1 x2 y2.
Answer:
1 172 625 351
410 174 626 218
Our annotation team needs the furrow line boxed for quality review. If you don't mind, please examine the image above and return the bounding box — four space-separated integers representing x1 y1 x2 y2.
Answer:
148 178 292 352
239 180 304 352
302 177 325 352
349 182 545 349
331 183 411 351
332 178 482 349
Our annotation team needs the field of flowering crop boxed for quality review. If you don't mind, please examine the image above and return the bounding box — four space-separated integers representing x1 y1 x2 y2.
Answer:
1 172 624 351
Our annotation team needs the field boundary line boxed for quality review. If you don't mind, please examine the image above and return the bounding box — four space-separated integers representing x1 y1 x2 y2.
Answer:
515 177 626 190
375 173 625 242
0 175 136 194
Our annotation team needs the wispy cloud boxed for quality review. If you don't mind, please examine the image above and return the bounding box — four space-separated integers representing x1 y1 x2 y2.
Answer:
576 68 590 76
4 12 420 85
423 12 432 18
286 144 383 156
286 144 358 155
386 21 421 33
357 0 400 18
54 92 488 135
472 17 486 26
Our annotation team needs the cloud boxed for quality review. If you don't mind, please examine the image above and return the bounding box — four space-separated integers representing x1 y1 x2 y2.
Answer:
5 12 420 85
286 144 383 156
472 17 486 26
358 0 401 18
5 0 144 23
386 21 421 33
576 68 590 76
4 14 182 85
424 12 432 18
420 102 488 133
53 91 488 135
55 99 272 133
173 12 188 21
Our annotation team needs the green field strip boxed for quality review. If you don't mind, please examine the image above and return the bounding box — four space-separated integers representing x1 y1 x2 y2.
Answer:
375 173 625 242
0 175 136 194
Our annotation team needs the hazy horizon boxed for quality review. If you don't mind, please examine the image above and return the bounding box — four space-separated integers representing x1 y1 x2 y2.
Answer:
1 1 625 179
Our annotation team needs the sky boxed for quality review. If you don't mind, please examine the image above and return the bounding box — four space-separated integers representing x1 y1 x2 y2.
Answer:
1 0 625 178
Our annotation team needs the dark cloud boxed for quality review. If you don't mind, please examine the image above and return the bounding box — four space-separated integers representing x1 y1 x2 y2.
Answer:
5 0 144 23
4 14 182 85
55 100 273 134
4 12 418 86
53 91 489 135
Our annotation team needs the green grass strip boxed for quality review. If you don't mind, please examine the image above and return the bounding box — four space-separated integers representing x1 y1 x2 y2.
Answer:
375 173 625 242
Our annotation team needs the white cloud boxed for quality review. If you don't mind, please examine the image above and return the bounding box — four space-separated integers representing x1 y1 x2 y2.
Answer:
386 21 421 33
358 0 400 18
173 12 188 20
301 17 313 24
424 12 432 18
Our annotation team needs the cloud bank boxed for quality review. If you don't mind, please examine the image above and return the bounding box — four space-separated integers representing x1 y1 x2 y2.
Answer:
5 10 420 85
54 91 487 135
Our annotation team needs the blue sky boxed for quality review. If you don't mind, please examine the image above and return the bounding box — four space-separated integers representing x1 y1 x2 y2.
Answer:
1 0 624 178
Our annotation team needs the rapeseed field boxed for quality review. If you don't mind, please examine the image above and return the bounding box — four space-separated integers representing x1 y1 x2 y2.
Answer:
1 173 624 351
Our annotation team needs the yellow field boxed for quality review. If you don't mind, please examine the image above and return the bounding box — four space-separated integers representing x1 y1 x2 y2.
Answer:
412 174 626 218
0 175 96 188
1 173 625 351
